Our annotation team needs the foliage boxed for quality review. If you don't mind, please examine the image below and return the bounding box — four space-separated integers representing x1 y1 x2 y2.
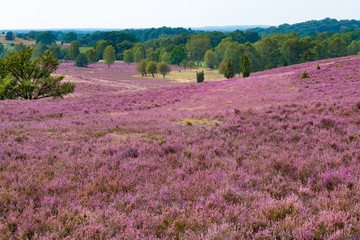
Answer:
301 70 310 78
136 59 148 76
103 45 116 68
134 47 145 63
157 62 171 78
187 60 196 70
68 41 80 60
0 48 75 99
146 61 158 77
36 31 57 45
186 34 211 63
169 46 187 65
63 32 78 43
241 55 251 77
5 31 14 41
204 50 217 69
95 40 110 60
224 59 235 79
196 70 204 83
84 49 98 64
74 53 89 67
123 50 134 64
253 18 360 37
181 60 188 71
317 64 321 70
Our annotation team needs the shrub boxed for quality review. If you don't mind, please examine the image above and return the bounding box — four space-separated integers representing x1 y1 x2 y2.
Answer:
317 64 321 70
224 59 235 79
196 71 204 83
241 55 251 77
336 62 344 68
74 53 89 67
0 47 75 100
301 70 310 79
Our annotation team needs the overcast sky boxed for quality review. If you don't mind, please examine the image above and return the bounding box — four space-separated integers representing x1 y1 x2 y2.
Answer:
1 0 359 30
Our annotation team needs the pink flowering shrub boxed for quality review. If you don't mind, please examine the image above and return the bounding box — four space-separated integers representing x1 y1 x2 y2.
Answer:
1 57 360 238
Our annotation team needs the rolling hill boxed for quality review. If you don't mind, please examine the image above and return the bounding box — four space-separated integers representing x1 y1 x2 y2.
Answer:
1 55 360 238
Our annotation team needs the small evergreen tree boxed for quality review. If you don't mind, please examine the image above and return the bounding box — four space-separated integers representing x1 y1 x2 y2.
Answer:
241 55 251 77
103 45 116 68
0 48 75 100
316 64 321 70
146 61 158 77
196 71 204 83
301 70 310 78
224 59 235 79
75 53 89 67
157 62 171 78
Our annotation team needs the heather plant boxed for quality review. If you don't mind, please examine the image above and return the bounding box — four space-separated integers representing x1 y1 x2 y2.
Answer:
301 70 310 78
196 70 204 83
1 55 360 239
0 47 75 99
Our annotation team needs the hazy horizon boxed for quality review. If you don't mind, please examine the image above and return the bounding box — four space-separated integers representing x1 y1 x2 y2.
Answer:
1 0 359 30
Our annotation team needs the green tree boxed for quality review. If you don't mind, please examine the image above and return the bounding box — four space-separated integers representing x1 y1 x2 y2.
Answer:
85 49 98 64
36 31 56 45
185 34 211 64
96 40 109 60
134 47 145 63
75 53 89 67
204 50 216 69
136 59 148 76
187 60 196 70
224 59 235 79
103 45 116 68
146 61 158 77
169 46 187 65
0 48 75 100
157 62 171 78
5 31 14 41
215 37 233 66
328 36 347 57
123 50 134 64
68 41 80 60
241 55 251 77
63 32 78 43
160 51 170 63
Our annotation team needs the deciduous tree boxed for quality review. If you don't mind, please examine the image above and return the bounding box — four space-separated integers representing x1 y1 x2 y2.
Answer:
157 62 171 78
103 45 116 68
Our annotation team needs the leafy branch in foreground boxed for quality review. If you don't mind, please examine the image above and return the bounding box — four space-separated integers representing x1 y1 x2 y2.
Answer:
0 47 75 100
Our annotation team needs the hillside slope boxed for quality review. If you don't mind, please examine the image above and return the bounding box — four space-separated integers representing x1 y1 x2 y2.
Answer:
1 56 360 239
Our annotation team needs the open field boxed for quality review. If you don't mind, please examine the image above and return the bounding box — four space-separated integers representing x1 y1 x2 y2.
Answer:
0 34 35 46
134 68 225 83
1 56 360 238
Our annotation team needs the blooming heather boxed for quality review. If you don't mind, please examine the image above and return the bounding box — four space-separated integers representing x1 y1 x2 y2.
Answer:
1 57 360 239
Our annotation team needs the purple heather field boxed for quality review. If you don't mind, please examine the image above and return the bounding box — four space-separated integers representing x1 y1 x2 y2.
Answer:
1 56 360 239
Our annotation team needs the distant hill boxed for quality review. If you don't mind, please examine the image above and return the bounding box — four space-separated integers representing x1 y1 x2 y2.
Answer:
192 25 270 32
0 34 35 46
251 18 360 37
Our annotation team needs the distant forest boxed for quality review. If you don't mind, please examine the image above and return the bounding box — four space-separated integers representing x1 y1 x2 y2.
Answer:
1 18 360 74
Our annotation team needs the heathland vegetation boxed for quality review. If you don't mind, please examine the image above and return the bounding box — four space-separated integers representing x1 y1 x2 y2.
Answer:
2 18 360 239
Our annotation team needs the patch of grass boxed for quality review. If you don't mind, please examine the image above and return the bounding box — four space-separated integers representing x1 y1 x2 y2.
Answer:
134 68 224 82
